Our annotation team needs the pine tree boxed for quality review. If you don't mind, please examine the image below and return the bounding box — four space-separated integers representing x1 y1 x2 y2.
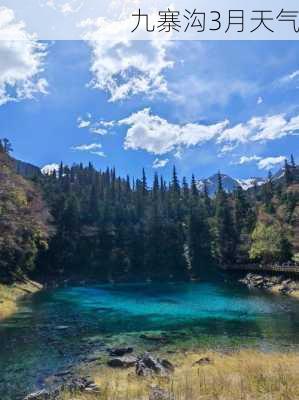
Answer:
142 168 148 197
58 162 63 180
188 201 211 277
191 174 198 198
234 185 255 262
214 174 236 264
285 159 292 185
203 181 212 216
171 166 180 195
182 177 189 199
1 138 13 154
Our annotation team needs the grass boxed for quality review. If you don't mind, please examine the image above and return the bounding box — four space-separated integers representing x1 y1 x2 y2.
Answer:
60 350 299 400
0 279 42 320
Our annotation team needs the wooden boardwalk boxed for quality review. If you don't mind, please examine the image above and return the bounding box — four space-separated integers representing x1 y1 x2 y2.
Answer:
221 264 299 275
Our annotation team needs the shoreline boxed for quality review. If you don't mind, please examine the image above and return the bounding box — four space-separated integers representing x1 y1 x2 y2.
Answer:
55 348 299 400
239 273 299 298
0 279 43 320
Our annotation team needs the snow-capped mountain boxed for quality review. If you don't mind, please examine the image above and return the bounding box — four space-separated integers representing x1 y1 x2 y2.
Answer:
198 173 266 196
236 178 265 190
41 163 60 175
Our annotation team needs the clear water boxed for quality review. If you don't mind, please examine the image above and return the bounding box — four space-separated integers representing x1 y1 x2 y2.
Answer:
1 281 299 399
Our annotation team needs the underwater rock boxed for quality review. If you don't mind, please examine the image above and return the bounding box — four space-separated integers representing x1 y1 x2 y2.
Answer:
54 325 69 330
54 370 72 377
140 334 168 343
107 355 137 368
108 346 133 357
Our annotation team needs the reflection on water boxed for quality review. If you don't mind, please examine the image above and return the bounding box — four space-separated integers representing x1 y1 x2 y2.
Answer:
1 281 299 399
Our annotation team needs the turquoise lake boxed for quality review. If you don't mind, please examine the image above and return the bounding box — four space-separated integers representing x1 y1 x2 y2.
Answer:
1 280 299 399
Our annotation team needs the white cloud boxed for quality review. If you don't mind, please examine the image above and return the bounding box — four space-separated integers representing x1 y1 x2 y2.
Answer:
41 163 60 175
153 158 169 168
108 108 299 158
219 143 238 154
97 120 116 128
77 116 91 128
44 0 83 15
218 113 299 149
119 108 228 155
90 126 108 135
0 7 48 105
289 70 299 80
280 70 299 84
258 156 286 170
251 114 289 141
92 106 299 160
72 142 106 157
90 150 106 157
60 1 83 14
80 15 173 102
257 96 263 104
237 155 262 165
217 123 251 145
77 114 110 135
286 115 299 131
72 143 102 151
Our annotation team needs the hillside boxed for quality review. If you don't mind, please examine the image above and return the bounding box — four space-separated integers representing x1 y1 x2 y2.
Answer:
0 150 49 282
12 158 41 179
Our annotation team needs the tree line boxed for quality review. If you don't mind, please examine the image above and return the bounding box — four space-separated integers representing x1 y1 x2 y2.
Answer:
1 138 299 283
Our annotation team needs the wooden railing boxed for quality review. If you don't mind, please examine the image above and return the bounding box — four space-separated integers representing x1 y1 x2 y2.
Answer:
221 263 299 274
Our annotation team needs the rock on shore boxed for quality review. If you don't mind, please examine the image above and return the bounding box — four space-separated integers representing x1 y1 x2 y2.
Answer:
240 273 299 295
107 352 175 376
136 353 175 376
23 376 101 400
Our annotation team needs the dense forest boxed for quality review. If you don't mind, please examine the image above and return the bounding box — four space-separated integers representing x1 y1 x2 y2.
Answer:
1 138 299 283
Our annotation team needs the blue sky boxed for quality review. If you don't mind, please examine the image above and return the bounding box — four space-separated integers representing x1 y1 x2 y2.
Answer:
0 38 299 181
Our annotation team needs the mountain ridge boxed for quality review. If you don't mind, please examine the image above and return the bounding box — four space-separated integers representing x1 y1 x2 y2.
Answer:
197 173 267 196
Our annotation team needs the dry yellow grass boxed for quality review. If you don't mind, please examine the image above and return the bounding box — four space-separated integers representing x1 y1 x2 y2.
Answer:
0 279 42 320
60 350 299 400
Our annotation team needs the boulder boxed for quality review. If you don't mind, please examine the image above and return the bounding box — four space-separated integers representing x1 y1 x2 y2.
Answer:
107 355 137 368
65 376 98 392
240 273 298 296
193 356 212 366
136 353 174 376
24 377 100 399
160 359 175 372
83 383 101 394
